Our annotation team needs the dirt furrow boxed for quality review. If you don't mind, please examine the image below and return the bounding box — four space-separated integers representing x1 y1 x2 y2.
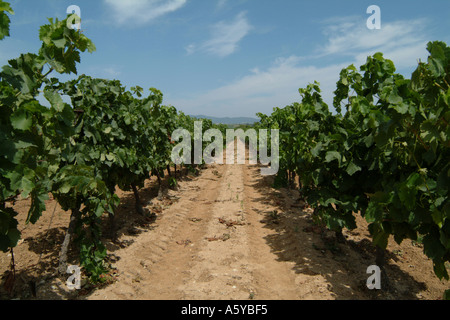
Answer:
179 162 254 300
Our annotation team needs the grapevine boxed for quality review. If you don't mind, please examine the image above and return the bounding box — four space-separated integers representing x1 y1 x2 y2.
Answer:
258 41 449 296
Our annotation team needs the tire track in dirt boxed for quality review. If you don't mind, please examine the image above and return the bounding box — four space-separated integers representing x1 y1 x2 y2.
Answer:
178 161 254 300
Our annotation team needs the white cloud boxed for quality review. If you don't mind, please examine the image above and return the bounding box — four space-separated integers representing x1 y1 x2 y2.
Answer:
190 11 252 58
170 56 347 117
171 17 433 118
104 0 187 25
103 67 122 77
319 18 430 70
83 65 123 80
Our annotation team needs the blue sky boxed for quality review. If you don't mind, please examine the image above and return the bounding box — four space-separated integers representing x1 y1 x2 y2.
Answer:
1 0 449 118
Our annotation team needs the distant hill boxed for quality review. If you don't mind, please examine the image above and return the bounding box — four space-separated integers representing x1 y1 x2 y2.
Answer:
190 115 259 125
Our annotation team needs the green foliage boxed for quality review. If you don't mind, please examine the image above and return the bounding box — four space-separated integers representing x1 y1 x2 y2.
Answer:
0 1 219 284
0 2 110 283
258 41 450 286
6 0 447 295
39 16 96 74
0 0 13 40
0 9 97 257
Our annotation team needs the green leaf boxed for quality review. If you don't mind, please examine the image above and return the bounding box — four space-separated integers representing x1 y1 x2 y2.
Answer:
2 53 43 94
27 190 49 224
427 41 446 77
373 229 389 249
7 168 36 198
44 89 66 112
392 102 408 114
0 228 21 252
325 151 341 166
433 260 449 281
7 228 20 247
52 38 66 49
365 202 383 224
94 203 104 218
406 172 422 188
398 173 421 210
0 0 14 40
0 11 11 40
59 182 72 194
105 153 115 161
440 230 450 250
346 161 361 176
311 142 322 157
10 109 33 131
0 1 14 13
37 16 95 75
423 232 446 261
388 92 403 105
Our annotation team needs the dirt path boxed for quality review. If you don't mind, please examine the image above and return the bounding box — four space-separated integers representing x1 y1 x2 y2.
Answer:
2 141 448 300
83 139 449 300
87 141 304 300
86 140 332 300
